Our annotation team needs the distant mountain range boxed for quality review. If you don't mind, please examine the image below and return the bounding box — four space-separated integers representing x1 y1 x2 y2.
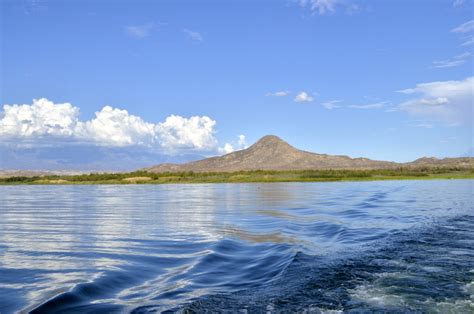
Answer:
0 144 206 172
147 135 474 173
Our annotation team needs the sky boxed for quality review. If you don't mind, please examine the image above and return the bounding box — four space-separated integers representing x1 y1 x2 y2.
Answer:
1 0 473 170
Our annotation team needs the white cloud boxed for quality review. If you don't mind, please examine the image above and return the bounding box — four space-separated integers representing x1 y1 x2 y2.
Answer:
266 91 290 97
453 0 465 7
237 134 247 147
220 143 235 154
431 59 465 69
218 134 248 155
430 52 471 68
0 98 80 139
0 98 221 153
78 106 156 147
183 29 203 41
350 102 387 109
300 0 342 15
156 115 217 151
419 97 450 106
321 100 342 110
451 20 474 47
397 77 473 124
294 91 314 102
452 20 474 33
125 23 154 38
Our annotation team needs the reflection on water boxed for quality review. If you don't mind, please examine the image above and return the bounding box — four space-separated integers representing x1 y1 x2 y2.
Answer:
0 180 472 313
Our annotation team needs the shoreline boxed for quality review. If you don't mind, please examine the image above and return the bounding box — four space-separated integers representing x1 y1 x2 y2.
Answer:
1 168 472 185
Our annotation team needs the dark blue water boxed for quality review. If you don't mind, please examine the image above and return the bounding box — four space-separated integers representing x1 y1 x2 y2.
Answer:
0 180 472 313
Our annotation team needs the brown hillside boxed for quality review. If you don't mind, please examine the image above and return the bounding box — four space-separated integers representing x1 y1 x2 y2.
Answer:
146 135 398 172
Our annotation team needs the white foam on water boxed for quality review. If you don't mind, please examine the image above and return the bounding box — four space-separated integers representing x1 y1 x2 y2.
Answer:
374 271 414 280
420 266 444 273
349 284 406 307
300 306 343 314
319 309 343 314
464 280 474 298
423 299 474 313
350 279 474 312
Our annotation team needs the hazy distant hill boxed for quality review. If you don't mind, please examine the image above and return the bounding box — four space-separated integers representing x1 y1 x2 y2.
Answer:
146 135 474 173
406 157 474 168
0 145 205 172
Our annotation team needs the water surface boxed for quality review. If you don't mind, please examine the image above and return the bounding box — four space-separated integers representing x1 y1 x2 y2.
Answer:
0 180 472 312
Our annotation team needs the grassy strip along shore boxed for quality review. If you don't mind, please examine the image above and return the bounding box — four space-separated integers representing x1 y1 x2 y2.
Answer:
1 167 473 185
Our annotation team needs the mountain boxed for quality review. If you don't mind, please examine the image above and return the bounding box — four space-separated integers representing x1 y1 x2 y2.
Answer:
146 135 399 172
406 156 474 168
0 145 205 172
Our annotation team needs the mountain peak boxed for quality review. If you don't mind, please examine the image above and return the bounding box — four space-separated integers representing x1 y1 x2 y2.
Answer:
255 135 285 144
250 135 292 150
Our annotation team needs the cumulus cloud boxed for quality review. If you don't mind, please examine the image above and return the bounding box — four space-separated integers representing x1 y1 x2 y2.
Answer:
321 100 342 110
266 91 290 97
183 29 203 41
0 98 221 153
397 77 473 124
156 115 217 151
220 143 235 154
237 134 247 147
350 102 387 109
294 91 314 103
430 52 471 69
219 134 248 154
78 106 157 147
0 98 80 139
125 23 154 38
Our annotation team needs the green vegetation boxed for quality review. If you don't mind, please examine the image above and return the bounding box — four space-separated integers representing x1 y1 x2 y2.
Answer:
1 167 473 185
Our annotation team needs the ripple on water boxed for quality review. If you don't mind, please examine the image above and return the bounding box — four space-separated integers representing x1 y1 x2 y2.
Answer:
0 180 471 313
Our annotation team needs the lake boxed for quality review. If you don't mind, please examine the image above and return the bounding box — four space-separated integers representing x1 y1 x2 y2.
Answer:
0 180 473 313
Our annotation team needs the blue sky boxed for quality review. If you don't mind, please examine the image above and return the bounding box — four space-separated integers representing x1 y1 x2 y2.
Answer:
1 0 473 170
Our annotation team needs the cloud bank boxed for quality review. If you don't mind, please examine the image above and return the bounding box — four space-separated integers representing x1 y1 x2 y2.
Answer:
0 98 224 153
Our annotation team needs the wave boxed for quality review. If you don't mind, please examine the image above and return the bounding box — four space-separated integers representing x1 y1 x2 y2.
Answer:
162 215 474 313
30 239 296 313
29 217 474 312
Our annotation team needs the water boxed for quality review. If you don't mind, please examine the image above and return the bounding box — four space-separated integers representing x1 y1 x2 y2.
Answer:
0 180 472 313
